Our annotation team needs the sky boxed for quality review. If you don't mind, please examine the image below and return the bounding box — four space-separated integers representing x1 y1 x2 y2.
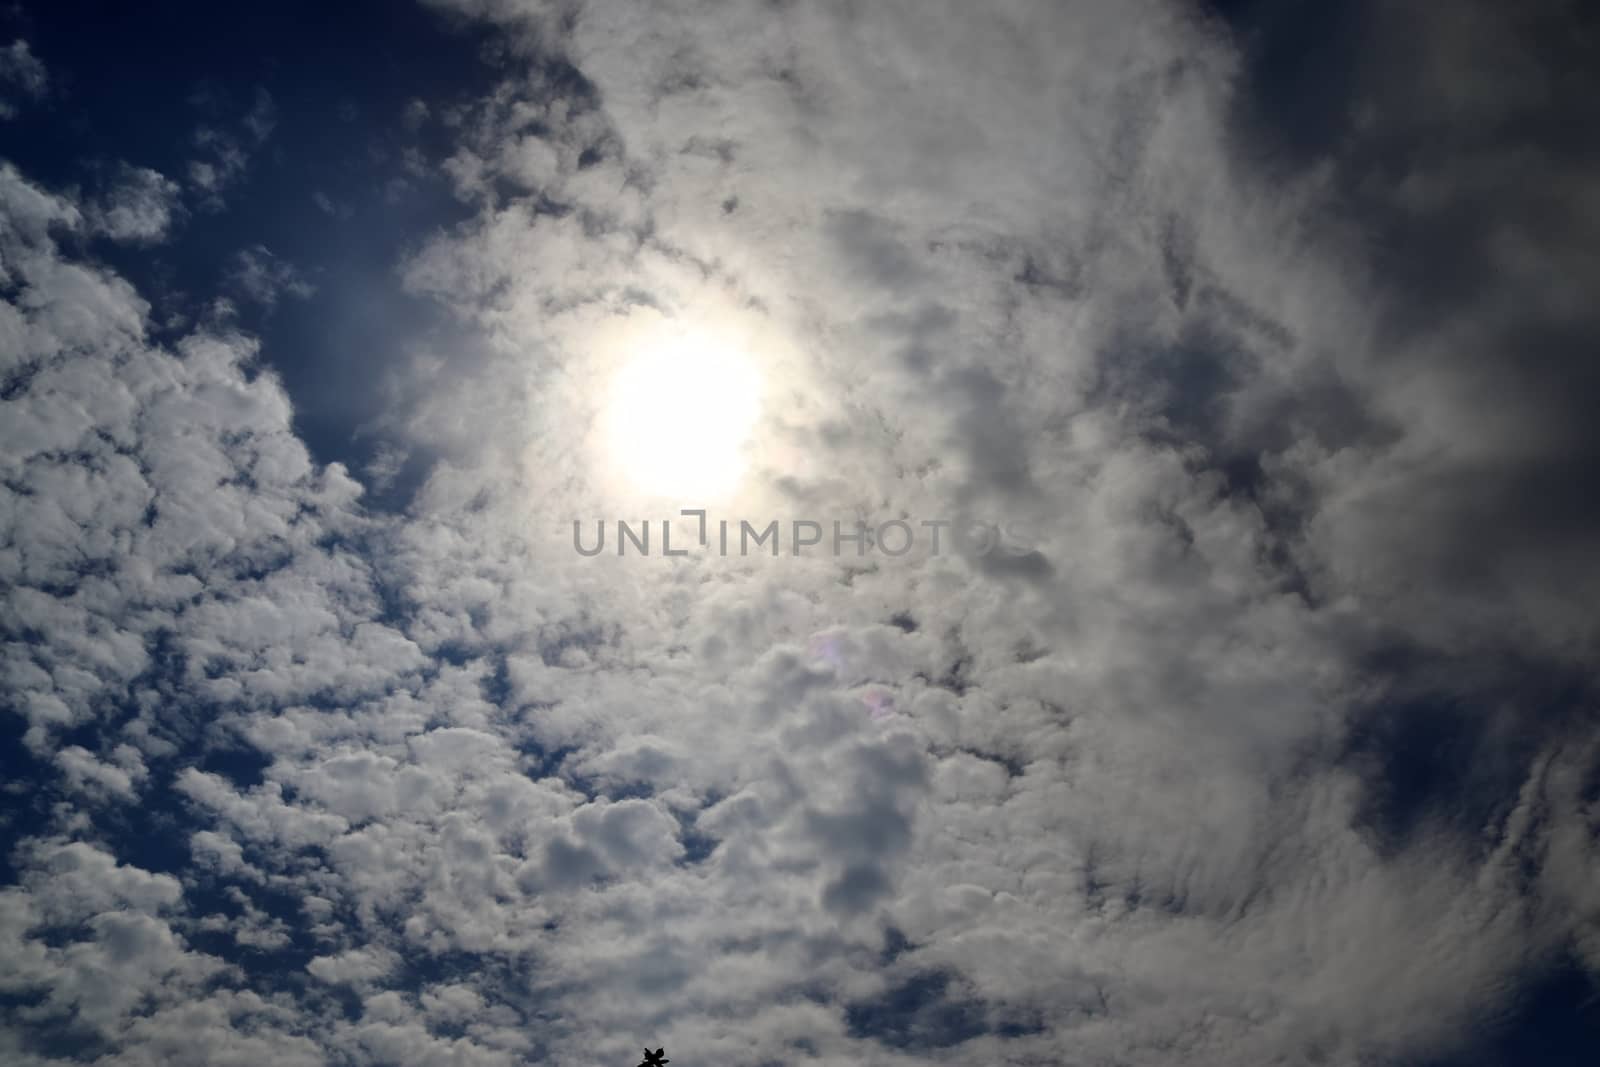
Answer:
1 1 1598 1065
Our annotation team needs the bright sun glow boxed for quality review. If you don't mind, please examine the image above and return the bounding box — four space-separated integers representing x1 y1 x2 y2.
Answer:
601 327 763 502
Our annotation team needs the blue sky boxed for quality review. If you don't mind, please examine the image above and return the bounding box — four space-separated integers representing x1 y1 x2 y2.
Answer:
2 1 1598 1065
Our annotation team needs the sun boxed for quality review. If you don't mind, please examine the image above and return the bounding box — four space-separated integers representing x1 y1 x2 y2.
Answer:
600 325 763 502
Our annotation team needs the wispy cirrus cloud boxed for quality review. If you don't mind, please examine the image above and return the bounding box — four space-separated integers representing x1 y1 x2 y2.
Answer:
186 87 277 210
0 38 47 119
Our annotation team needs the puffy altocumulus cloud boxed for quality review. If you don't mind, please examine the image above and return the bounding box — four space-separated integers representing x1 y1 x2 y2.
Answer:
87 165 185 245
389 0 1598 1061
2 3 1598 1067
2 164 380 748
1 161 428 1061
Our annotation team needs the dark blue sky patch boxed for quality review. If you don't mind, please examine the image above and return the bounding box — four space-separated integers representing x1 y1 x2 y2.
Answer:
878 925 914 965
69 774 195 875
1 0 509 498
387 945 521 1001
844 969 996 1051
0 712 48 886
178 880 327 994
195 742 272 791
0 993 111 1063
672 809 718 866
1418 955 1600 1067
1340 657 1596 863
1198 0 1369 172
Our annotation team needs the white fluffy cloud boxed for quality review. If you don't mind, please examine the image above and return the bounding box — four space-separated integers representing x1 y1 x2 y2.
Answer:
384 0 1599 1061
89 166 184 244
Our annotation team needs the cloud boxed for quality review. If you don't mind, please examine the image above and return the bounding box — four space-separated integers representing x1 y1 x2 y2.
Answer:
225 245 316 309
383 0 1599 1061
0 39 47 119
0 158 451 1061
88 165 185 244
2 1 1597 1065
186 87 278 209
